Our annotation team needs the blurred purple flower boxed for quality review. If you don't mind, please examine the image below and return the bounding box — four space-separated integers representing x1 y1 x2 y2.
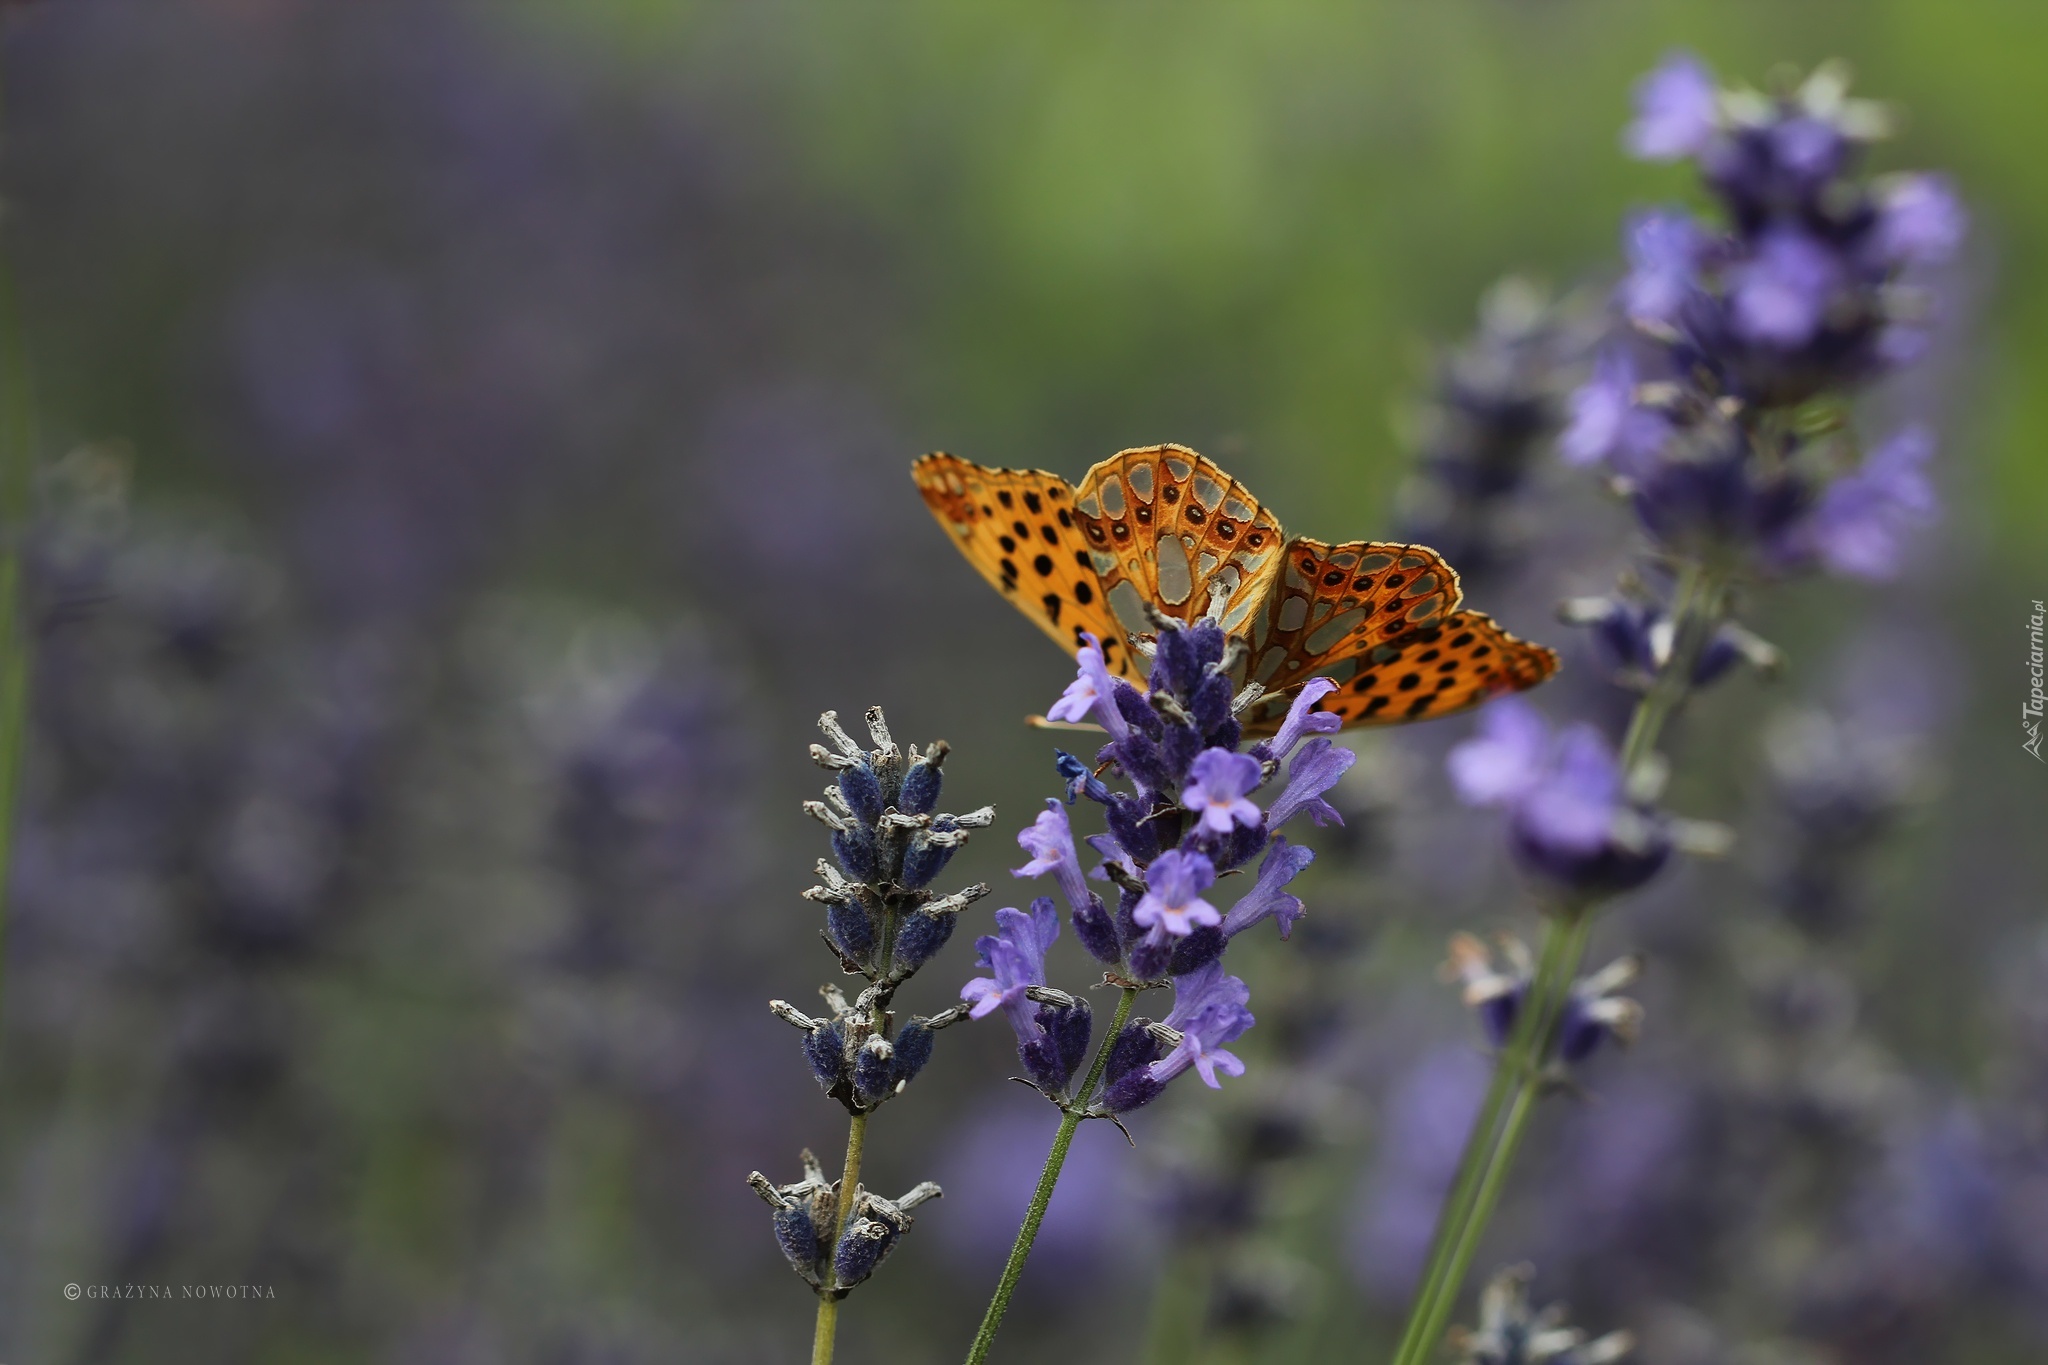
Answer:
1449 700 1670 898
1730 228 1842 347
1560 348 1669 475
1875 174 1968 267
1626 52 1719 161
1621 209 1707 327
1789 426 1939 581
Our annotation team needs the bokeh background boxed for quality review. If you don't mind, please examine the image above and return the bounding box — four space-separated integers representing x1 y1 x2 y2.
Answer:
2 2 2045 1363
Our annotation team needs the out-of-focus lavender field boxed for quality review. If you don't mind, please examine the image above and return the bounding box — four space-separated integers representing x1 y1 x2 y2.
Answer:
1 3 2045 1363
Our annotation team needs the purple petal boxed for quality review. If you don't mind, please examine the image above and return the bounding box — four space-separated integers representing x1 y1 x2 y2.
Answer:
1621 210 1704 326
1731 229 1841 348
1267 737 1355 829
1875 174 1967 267
1221 837 1314 940
1446 698 1551 807
1625 52 1719 161
1805 426 1939 581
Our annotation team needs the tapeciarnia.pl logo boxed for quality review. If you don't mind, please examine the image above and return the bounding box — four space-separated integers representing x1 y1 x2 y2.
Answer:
2027 598 2045 762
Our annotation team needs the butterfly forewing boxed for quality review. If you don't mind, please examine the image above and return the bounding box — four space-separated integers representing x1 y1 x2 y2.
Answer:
1072 445 1288 649
1240 610 1560 733
911 453 1144 681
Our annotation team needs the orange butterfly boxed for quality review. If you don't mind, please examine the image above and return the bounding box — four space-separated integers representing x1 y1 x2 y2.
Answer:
912 443 1558 732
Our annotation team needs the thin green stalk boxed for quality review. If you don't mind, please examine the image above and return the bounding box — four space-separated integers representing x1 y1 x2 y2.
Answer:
1396 913 1592 1365
0 54 35 1026
963 985 1139 1365
811 1110 869 1365
1385 920 1570 1365
1387 562 1732 1364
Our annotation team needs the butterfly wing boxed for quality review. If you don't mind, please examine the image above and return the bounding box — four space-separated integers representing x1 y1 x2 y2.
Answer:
1240 609 1560 733
1071 445 1288 648
911 453 1143 681
1241 537 1464 694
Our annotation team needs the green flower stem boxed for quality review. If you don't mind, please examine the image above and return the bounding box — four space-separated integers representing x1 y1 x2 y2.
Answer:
1393 911 1592 1365
963 984 1140 1365
1385 918 1572 1365
1387 559 1733 1365
811 1109 869 1365
0 56 36 1028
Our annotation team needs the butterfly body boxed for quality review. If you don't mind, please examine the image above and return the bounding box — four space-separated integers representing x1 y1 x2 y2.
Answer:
913 444 1557 730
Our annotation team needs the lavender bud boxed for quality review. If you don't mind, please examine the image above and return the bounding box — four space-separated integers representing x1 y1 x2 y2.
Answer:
899 817 963 889
839 762 885 828
803 1020 850 1092
1096 1017 1168 1113
897 741 948 815
832 824 879 883
1168 924 1226 977
852 1036 897 1107
825 901 875 965
1128 932 1173 983
890 908 955 975
1071 892 1123 964
891 1019 936 1086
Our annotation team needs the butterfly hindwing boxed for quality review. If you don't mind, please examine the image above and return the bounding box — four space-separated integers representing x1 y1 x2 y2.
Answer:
1241 609 1560 733
911 453 1142 681
1072 444 1288 648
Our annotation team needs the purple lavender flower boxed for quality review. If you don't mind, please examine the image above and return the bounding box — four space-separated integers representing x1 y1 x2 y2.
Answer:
1442 932 1644 1067
1625 52 1719 161
1182 749 1263 836
1149 963 1255 1091
1133 849 1221 938
1729 228 1842 348
962 901 1061 1033
962 900 1093 1096
1559 347 1669 475
1266 738 1356 830
1790 426 1938 581
1874 174 1967 267
1448 701 1670 899
1621 209 1706 328
1046 631 1134 742
1252 678 1342 763
1219 838 1313 941
1015 799 1094 917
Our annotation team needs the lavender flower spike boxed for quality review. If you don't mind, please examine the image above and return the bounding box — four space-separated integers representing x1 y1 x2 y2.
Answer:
1266 736 1356 829
1181 748 1264 836
1149 961 1255 1090
1446 699 1550 807
1625 51 1718 161
1046 631 1132 743
1014 799 1094 917
1219 837 1313 941
1254 677 1342 763
1132 848 1221 937
961 901 1059 1038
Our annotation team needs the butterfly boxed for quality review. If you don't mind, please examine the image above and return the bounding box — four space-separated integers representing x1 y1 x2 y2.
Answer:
912 443 1558 732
